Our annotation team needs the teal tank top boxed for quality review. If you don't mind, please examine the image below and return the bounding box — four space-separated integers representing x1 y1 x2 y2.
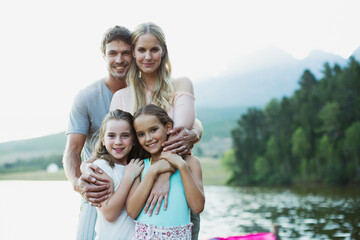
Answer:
136 158 190 227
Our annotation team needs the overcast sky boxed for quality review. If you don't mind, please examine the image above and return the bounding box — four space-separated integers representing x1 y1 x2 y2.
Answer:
0 0 359 143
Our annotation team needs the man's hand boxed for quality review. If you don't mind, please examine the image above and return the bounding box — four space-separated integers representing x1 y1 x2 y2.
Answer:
80 160 103 176
78 163 111 207
143 172 171 216
162 127 199 155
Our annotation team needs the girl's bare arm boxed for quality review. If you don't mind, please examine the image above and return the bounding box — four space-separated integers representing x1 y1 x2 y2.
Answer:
126 160 175 219
99 160 143 222
160 152 205 214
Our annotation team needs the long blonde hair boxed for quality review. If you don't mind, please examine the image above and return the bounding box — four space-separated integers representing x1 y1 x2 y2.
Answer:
127 22 174 113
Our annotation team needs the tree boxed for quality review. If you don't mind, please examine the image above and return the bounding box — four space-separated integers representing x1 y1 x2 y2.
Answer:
318 101 341 140
229 58 360 185
291 127 310 181
344 121 360 182
231 108 267 185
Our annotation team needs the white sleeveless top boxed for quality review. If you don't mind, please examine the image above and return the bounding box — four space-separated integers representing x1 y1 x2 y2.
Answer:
93 159 134 240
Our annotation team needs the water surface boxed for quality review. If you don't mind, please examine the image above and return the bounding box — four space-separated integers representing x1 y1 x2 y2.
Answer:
1 181 359 239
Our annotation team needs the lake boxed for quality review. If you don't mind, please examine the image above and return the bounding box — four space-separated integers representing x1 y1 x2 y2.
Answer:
0 181 359 240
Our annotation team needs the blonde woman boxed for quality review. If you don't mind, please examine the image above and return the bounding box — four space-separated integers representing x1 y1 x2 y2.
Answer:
109 22 202 239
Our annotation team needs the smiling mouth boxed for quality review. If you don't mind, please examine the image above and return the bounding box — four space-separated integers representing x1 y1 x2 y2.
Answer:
114 65 126 71
143 63 154 67
114 148 124 153
147 142 157 148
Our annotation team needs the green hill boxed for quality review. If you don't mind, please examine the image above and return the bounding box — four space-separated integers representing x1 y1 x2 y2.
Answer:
0 106 246 165
0 132 66 153
0 132 67 165
197 106 247 141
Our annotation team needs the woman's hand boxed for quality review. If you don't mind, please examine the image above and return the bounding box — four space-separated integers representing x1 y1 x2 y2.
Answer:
161 126 198 155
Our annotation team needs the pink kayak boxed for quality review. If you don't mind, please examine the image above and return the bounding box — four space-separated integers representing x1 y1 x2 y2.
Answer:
210 232 276 240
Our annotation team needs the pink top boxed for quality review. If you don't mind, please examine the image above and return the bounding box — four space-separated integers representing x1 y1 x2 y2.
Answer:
110 87 195 129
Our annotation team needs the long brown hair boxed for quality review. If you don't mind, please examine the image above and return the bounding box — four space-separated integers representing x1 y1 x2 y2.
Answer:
133 104 174 128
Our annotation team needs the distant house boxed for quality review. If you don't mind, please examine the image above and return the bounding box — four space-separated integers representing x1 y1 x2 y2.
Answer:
46 163 59 173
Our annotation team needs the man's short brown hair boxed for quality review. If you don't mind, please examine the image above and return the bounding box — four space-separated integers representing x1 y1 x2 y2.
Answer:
101 26 131 56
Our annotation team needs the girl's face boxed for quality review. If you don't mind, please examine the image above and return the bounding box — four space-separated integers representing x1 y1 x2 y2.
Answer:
133 33 164 75
102 119 134 163
133 114 171 156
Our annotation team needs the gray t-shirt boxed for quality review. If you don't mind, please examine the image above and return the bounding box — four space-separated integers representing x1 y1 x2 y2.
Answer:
66 79 113 161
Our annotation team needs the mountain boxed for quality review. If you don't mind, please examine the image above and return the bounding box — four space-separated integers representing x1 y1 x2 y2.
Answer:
352 46 360 61
194 47 349 108
0 106 245 163
0 132 66 164
1 46 359 163
0 132 66 153
301 50 347 76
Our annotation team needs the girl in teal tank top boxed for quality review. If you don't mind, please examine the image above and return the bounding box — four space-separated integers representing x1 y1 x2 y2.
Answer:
126 105 205 239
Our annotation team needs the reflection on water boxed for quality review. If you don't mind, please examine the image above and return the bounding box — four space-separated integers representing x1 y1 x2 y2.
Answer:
0 181 359 240
201 186 360 240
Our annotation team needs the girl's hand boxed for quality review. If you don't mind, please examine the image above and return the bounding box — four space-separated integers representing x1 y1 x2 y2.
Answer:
124 158 144 180
159 151 184 169
152 159 176 175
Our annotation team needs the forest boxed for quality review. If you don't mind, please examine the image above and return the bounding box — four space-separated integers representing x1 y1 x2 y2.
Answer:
223 57 360 185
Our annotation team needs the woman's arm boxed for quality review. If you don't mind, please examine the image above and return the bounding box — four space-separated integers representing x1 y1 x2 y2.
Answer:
172 77 195 130
162 77 202 155
160 152 205 214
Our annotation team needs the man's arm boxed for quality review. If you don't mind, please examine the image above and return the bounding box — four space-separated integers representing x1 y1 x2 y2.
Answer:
63 133 110 206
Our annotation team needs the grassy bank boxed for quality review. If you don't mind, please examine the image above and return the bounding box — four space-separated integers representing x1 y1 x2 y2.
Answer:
0 169 67 180
200 157 230 185
0 157 230 185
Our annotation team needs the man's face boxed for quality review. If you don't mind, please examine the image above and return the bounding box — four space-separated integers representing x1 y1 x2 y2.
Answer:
104 40 132 80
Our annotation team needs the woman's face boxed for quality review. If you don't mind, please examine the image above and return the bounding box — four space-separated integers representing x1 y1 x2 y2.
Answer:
133 33 164 75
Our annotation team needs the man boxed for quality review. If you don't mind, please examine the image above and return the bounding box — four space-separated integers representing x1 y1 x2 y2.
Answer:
63 26 202 240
